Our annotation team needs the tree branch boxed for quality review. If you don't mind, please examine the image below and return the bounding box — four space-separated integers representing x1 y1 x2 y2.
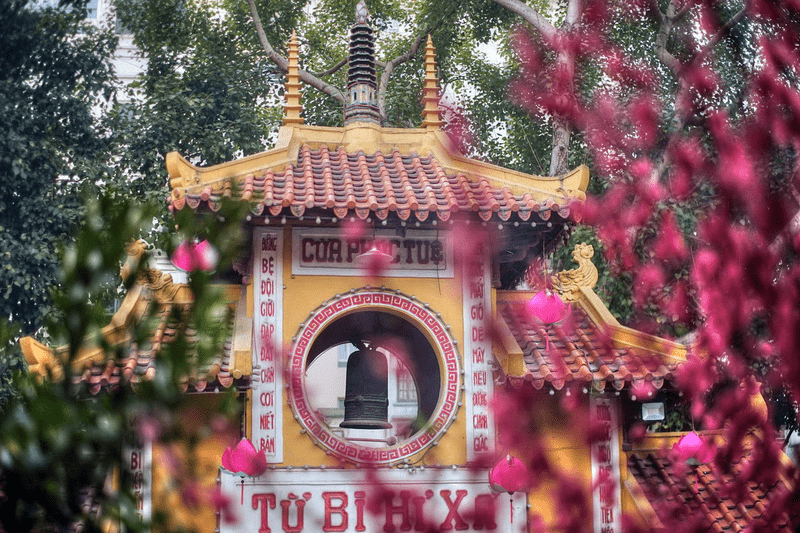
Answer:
696 6 746 62
377 26 433 122
671 2 693 22
564 0 582 27
491 0 558 41
310 57 347 78
490 0 578 175
245 0 343 102
648 0 666 26
652 0 681 75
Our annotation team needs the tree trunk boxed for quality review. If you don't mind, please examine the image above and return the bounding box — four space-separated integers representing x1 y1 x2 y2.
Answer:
549 118 571 176
549 42 576 177
491 0 580 177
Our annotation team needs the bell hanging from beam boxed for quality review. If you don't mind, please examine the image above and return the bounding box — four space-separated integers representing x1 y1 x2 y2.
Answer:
340 346 392 430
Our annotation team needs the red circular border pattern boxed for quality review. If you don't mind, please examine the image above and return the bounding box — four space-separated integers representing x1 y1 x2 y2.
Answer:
288 288 463 465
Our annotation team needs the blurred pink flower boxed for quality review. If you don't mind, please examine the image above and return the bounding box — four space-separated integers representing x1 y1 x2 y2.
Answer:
180 481 202 509
630 380 656 401
355 239 393 279
341 218 367 242
212 488 238 525
136 415 162 443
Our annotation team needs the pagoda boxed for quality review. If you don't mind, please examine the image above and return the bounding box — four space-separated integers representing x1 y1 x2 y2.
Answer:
20 3 794 532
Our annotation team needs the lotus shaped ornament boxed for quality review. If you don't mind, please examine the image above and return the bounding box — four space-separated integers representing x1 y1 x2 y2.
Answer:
526 290 568 324
221 438 268 477
489 455 530 494
171 239 219 272
673 431 715 466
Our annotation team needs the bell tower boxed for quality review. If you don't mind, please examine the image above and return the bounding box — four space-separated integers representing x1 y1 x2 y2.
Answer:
344 0 380 125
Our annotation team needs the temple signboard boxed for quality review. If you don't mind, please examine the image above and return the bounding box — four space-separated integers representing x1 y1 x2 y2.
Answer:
252 228 284 462
462 237 495 460
590 397 622 533
123 437 152 532
219 468 526 532
291 228 453 278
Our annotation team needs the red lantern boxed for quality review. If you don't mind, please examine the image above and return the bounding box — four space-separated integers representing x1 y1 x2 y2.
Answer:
489 454 530 493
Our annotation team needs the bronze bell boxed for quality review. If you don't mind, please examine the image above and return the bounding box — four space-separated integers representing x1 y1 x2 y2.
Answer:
340 348 392 429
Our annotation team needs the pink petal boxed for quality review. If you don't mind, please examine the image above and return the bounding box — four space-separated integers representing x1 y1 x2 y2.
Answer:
221 447 233 471
249 449 268 477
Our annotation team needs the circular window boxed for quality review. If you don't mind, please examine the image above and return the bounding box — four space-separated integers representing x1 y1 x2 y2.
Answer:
288 288 462 465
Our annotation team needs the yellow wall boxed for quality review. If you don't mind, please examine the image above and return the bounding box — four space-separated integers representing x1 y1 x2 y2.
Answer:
154 229 615 532
515 392 595 531
152 395 231 532
245 227 469 468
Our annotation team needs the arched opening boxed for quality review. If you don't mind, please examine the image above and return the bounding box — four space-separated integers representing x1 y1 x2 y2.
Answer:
304 310 441 447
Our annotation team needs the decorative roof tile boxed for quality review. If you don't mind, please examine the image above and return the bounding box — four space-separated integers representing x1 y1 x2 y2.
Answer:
67 301 240 396
169 146 578 223
498 301 681 390
628 451 794 532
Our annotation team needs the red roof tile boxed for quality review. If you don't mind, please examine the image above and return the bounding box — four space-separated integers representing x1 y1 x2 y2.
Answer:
169 145 578 223
628 451 794 532
498 301 681 390
76 302 240 395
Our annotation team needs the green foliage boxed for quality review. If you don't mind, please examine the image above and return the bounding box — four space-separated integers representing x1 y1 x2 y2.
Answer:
647 407 691 433
0 0 118 334
553 225 635 323
106 0 570 187
109 0 283 247
0 323 25 411
0 193 246 532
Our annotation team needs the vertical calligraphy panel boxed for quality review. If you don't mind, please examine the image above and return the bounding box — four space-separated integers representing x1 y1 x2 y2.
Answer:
252 228 284 463
122 436 152 532
591 396 622 533
462 237 494 461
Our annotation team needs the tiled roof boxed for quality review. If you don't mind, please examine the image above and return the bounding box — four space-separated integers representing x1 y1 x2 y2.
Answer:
75 302 239 395
169 145 578 223
498 301 681 390
628 451 794 532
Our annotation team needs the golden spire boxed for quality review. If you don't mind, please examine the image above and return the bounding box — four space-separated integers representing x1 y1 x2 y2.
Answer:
421 35 443 130
283 31 303 125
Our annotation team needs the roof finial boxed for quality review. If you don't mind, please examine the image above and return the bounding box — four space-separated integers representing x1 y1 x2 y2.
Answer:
344 1 380 125
421 35 443 130
551 243 598 301
283 31 303 125
355 0 369 24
